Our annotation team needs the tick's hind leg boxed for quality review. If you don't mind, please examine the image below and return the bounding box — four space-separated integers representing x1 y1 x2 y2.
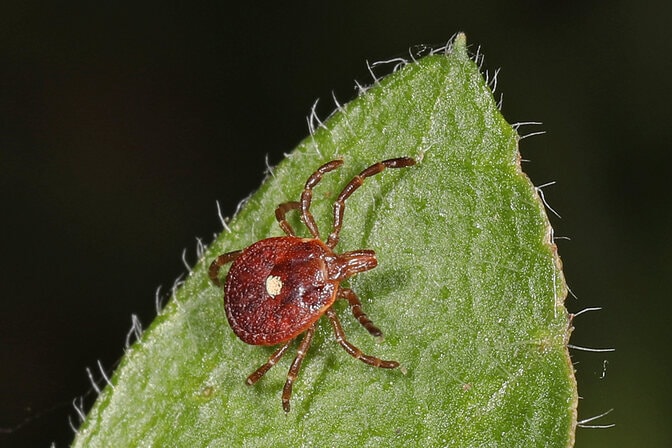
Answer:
338 287 382 338
282 325 316 412
326 308 399 369
208 250 242 286
246 341 292 386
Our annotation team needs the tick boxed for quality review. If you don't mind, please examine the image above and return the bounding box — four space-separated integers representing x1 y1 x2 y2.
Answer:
209 156 416 412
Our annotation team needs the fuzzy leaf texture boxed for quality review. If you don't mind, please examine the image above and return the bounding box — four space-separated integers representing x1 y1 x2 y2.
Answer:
73 34 577 447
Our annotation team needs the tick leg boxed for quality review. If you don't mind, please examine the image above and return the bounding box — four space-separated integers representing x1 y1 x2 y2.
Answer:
326 157 416 248
338 287 383 338
275 201 300 236
282 325 316 412
300 159 344 239
208 250 242 287
246 341 292 385
326 308 399 369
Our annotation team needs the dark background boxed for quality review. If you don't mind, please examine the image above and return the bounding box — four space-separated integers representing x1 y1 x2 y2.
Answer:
1 2 668 447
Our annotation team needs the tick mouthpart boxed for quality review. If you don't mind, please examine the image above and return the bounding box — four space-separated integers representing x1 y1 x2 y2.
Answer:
328 250 377 281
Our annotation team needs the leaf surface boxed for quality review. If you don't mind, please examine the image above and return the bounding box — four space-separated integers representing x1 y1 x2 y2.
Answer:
74 34 577 447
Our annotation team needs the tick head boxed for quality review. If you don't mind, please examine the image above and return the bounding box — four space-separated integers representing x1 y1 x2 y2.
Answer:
327 249 377 281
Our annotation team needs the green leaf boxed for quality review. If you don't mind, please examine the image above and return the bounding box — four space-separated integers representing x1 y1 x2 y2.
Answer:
73 34 577 447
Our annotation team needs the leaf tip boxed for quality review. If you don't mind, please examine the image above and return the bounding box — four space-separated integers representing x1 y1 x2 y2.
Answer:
452 32 468 56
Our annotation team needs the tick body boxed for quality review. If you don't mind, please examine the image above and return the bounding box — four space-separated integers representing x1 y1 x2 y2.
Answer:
209 156 415 412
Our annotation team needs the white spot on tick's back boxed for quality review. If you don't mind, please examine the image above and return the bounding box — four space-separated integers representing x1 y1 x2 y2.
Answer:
265 275 283 297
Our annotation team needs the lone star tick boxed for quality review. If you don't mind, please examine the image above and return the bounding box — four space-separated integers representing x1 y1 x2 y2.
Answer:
209 156 416 412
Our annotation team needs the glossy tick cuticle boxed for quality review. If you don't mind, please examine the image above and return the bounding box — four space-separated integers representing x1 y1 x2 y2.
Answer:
209 156 416 412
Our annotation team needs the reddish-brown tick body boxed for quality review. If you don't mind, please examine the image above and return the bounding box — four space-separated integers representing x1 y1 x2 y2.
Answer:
226 236 376 345
209 157 415 412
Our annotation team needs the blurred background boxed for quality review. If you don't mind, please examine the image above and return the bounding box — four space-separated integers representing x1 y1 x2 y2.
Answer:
1 1 668 446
